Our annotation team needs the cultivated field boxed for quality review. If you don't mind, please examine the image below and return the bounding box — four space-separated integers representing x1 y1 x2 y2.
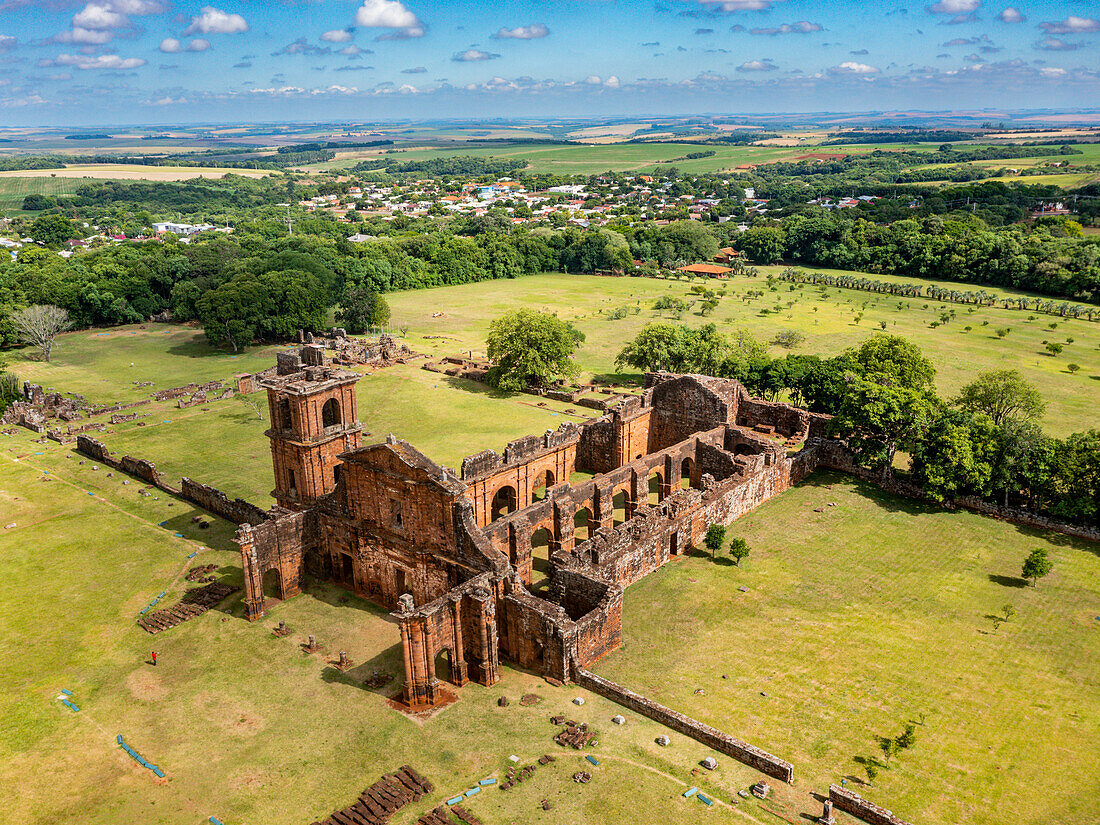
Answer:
0 165 273 181
4 270 1098 825
0 176 100 211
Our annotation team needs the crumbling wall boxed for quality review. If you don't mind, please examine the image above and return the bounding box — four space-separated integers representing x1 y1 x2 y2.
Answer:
76 436 269 525
829 785 912 825
577 416 615 475
181 478 268 525
500 586 571 682
574 667 794 783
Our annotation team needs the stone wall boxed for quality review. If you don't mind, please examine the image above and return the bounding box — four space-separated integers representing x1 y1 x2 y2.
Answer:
574 667 794 783
181 478 269 526
76 436 270 526
829 785 913 825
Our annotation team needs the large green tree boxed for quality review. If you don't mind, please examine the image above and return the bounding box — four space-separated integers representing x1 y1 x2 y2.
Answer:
336 287 390 334
955 369 1045 426
485 309 580 392
910 410 998 502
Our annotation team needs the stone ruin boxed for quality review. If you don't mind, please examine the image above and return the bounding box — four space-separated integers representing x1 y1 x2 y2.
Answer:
297 328 422 369
232 348 837 783
1 382 87 433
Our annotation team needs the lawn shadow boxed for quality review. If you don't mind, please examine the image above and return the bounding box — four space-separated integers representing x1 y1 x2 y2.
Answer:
800 470 942 517
301 577 397 619
166 337 239 359
320 643 403 697
988 573 1028 588
441 374 519 400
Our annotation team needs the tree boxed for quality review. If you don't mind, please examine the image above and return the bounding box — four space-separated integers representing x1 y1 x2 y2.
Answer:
955 370 1045 427
728 537 749 566
736 225 786 264
910 410 998 502
704 524 726 559
848 334 936 390
21 193 52 211
1045 342 1063 357
236 393 265 421
12 305 71 362
1021 548 1053 587
29 213 78 247
830 378 940 475
336 287 390 333
878 736 900 766
485 309 580 392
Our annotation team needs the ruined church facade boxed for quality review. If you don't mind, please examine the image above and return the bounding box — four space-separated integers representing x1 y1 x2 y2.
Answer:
236 346 831 708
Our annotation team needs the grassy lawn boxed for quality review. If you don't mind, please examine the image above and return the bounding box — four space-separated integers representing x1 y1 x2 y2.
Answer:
593 470 1100 825
382 270 1099 437
0 428 778 825
4 271 1098 825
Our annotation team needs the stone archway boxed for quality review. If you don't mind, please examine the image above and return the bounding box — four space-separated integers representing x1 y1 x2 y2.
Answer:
491 485 518 521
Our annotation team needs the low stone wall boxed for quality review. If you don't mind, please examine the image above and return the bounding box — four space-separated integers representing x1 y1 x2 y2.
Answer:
76 436 269 525
181 478 268 526
829 784 912 825
574 667 794 783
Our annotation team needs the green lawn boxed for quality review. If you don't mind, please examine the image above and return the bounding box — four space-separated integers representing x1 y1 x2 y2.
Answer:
0 176 103 213
382 270 1099 437
593 470 1100 825
4 271 1098 825
0 429 776 825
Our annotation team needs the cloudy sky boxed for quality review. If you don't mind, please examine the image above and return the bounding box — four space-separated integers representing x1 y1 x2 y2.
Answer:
1 0 1098 125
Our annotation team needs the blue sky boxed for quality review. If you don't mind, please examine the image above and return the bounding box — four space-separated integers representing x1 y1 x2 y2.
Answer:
1 0 1098 125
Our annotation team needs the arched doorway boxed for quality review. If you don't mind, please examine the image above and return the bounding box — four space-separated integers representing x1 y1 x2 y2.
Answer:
491 485 517 521
532 469 555 502
648 470 663 504
322 397 341 428
530 526 552 589
574 507 592 542
681 457 695 489
613 488 628 526
262 568 283 601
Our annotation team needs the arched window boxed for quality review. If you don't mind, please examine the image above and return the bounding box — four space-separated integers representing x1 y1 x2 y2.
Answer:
322 397 340 429
681 457 694 489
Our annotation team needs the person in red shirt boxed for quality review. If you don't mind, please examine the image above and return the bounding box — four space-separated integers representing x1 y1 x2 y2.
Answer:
151 651 157 667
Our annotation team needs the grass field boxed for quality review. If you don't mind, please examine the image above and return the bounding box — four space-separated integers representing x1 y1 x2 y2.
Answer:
594 471 1100 824
304 140 1100 179
4 271 1099 825
0 429 770 825
0 176 99 211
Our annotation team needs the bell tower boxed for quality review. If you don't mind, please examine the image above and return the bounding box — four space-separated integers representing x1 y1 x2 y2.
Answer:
261 345 362 510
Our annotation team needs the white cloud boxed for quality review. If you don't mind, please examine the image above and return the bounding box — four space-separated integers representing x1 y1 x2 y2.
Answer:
0 35 15 52
1034 37 1081 51
355 0 424 37
183 7 249 36
737 59 778 71
492 24 549 40
828 61 880 74
927 0 980 13
604 75 620 88
321 29 353 43
452 49 499 62
56 27 114 44
1039 16 1100 34
340 45 367 56
695 0 789 10
997 7 1024 23
750 21 822 35
111 0 167 14
585 75 602 85
159 37 181 53
52 53 147 70
187 38 209 52
72 3 127 30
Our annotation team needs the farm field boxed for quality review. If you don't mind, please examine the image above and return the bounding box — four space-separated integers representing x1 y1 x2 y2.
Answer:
0 165 273 181
593 470 1100 825
0 176 106 211
307 140 943 175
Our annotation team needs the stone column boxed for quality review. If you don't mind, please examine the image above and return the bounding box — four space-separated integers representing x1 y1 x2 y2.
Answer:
237 525 266 622
450 598 468 686
593 484 615 534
